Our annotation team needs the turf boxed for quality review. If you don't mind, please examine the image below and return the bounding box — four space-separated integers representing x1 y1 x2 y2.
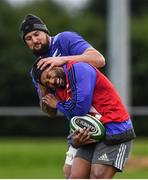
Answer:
0 138 67 178
0 137 147 178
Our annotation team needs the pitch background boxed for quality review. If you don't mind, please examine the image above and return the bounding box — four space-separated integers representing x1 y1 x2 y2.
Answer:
0 137 147 179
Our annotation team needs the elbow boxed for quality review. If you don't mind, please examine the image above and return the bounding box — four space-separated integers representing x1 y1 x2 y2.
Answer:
84 48 106 68
92 50 106 68
98 55 106 68
102 56 106 66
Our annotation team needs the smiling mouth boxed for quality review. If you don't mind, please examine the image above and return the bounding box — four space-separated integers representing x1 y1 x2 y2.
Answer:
57 78 61 86
57 78 63 87
34 43 41 49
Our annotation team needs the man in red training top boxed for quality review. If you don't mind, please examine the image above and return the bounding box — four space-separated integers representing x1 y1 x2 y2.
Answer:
31 59 136 179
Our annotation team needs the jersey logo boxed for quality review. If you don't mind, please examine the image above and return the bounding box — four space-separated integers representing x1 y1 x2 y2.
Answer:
98 153 109 161
52 49 61 57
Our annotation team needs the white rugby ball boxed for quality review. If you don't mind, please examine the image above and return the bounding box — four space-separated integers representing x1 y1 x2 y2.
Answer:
70 114 105 141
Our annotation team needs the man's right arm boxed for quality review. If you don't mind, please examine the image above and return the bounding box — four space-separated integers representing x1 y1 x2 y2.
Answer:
38 84 57 117
37 31 105 70
70 128 97 148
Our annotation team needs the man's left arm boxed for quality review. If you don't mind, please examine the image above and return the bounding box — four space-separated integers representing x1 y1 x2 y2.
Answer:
56 63 96 119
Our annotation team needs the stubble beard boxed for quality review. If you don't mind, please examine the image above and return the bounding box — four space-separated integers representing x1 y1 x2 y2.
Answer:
33 35 49 57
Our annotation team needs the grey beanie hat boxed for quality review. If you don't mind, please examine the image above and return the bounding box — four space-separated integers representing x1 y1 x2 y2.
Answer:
20 14 49 41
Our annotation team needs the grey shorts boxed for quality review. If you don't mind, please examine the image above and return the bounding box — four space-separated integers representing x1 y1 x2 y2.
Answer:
75 140 133 172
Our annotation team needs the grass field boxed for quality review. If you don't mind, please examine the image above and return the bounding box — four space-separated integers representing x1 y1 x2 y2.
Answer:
0 137 147 178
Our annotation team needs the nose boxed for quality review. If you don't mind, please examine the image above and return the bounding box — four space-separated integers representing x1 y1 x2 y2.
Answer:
32 36 38 43
49 78 55 84
48 78 55 88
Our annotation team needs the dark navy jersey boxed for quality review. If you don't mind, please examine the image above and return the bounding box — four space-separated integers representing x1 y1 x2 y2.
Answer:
31 31 92 97
48 31 92 57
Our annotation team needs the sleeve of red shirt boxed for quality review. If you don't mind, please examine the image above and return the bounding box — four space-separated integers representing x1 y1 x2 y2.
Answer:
56 62 96 120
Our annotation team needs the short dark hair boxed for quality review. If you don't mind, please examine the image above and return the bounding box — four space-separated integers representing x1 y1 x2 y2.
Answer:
31 57 50 85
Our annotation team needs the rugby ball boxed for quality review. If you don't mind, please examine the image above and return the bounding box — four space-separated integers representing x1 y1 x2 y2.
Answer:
70 114 105 141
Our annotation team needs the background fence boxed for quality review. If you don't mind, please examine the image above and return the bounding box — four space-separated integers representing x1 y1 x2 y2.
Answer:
0 106 148 137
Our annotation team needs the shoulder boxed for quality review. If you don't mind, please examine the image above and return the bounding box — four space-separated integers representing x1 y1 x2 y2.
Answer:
68 62 96 74
52 31 74 44
57 31 83 41
74 62 95 71
59 31 80 36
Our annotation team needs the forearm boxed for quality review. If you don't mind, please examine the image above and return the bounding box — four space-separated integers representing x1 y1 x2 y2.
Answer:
36 84 46 99
60 48 105 68
40 101 57 117
56 101 89 119
56 92 92 119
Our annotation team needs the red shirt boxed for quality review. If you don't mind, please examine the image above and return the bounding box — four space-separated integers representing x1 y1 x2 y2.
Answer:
91 70 129 124
56 61 129 124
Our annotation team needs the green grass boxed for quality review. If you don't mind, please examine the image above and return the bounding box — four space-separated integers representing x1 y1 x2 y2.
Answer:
130 138 148 156
0 137 147 178
0 138 67 178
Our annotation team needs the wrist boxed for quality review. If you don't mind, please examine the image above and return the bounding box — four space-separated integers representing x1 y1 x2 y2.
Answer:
40 101 48 113
62 57 68 64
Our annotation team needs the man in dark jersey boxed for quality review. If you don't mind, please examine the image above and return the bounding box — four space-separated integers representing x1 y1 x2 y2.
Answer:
19 14 106 177
31 59 136 179
20 14 105 97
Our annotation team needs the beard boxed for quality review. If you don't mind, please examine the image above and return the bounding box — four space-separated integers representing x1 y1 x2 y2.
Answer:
33 36 49 56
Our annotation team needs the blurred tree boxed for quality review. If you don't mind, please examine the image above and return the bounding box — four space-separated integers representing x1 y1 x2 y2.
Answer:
0 0 147 107
83 0 148 106
85 0 107 17
131 0 148 16
131 15 148 105
0 0 71 106
0 0 147 137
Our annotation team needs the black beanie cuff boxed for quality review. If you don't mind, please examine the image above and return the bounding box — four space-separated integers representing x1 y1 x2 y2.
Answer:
21 24 49 40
